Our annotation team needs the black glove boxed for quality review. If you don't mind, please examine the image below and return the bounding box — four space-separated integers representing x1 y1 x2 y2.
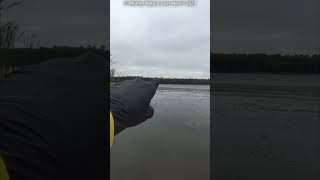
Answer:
110 78 160 134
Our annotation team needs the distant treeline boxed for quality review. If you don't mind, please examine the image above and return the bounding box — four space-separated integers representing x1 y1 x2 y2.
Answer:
2 48 320 77
0 46 109 78
0 46 108 67
210 54 320 73
212 53 320 73
111 76 210 85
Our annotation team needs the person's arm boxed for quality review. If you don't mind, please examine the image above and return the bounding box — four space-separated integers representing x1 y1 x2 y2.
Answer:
110 78 159 146
0 52 108 179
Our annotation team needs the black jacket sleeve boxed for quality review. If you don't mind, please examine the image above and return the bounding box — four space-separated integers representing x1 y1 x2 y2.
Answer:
0 53 109 180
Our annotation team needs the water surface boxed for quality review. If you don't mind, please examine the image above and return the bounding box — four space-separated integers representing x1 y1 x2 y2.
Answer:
111 84 210 180
212 73 320 180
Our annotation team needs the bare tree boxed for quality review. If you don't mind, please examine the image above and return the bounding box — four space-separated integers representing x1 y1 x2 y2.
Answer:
0 0 23 78
110 68 116 77
0 0 23 48
110 55 117 77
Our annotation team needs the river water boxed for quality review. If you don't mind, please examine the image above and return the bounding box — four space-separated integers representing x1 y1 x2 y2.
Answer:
111 84 210 180
111 74 320 180
212 73 320 180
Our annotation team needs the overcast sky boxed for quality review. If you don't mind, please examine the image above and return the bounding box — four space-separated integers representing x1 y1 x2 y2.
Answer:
5 0 319 77
111 0 210 79
212 0 320 55
6 0 107 47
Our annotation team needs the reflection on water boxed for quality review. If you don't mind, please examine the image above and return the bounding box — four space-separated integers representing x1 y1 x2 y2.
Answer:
111 84 210 180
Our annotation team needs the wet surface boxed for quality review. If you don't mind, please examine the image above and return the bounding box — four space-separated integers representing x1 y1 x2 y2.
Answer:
111 84 210 180
111 74 320 180
212 73 320 180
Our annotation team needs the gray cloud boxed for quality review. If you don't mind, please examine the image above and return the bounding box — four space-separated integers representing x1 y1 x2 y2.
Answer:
6 0 108 47
212 0 320 54
111 0 210 78
6 0 210 78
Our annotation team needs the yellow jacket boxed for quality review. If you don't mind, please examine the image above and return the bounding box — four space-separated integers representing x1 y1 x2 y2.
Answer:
110 112 114 147
0 156 9 180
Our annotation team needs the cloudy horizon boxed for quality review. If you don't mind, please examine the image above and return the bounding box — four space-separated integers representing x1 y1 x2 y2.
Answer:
5 0 319 78
5 0 108 48
111 0 210 79
212 0 320 55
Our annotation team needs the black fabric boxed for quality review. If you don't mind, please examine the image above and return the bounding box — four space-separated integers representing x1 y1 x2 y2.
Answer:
110 78 159 135
0 52 109 180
